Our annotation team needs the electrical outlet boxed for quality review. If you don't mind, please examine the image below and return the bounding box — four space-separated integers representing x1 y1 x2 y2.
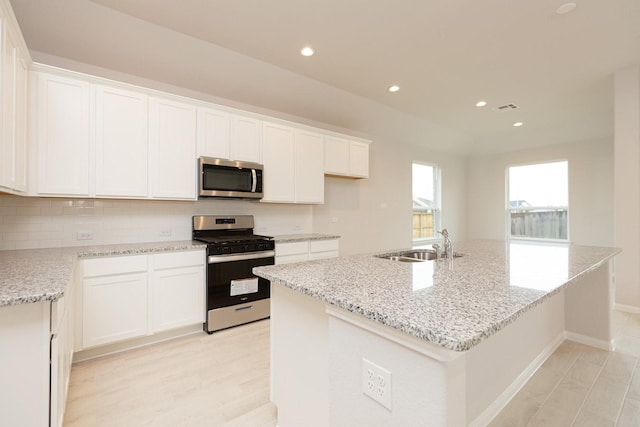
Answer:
159 230 172 237
362 358 392 410
76 231 93 240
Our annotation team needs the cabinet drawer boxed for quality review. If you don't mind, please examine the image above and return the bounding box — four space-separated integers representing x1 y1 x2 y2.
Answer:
275 241 309 256
310 239 339 254
153 250 204 270
83 255 147 277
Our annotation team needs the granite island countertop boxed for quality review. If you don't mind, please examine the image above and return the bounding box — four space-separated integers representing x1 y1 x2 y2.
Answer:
254 239 620 352
0 240 206 307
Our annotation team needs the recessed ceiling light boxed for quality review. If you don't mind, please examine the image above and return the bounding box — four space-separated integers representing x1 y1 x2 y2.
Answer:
556 2 577 14
388 85 400 93
513 122 524 127
300 46 314 57
476 101 487 107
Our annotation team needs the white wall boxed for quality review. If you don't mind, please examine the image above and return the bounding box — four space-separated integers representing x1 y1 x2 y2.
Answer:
313 141 467 256
0 195 312 250
614 64 640 311
465 138 614 247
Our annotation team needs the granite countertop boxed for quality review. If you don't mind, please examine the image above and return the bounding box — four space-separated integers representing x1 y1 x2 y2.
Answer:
273 233 340 243
254 239 620 352
0 240 206 307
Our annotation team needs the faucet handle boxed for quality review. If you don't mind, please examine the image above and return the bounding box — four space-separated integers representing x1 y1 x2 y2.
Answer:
437 229 449 238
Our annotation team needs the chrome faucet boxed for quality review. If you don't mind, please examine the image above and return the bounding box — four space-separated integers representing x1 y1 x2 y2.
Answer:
431 243 442 259
437 229 453 261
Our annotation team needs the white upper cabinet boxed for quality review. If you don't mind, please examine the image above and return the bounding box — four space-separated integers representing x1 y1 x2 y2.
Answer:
29 62 370 201
262 121 295 202
295 129 324 203
95 85 148 197
0 21 27 193
36 72 91 196
197 106 230 159
149 97 197 200
230 115 262 163
262 124 325 204
349 140 370 178
325 136 369 179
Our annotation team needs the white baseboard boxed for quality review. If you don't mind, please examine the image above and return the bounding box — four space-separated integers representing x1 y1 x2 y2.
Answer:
73 323 203 363
615 303 640 315
469 332 565 427
564 331 613 351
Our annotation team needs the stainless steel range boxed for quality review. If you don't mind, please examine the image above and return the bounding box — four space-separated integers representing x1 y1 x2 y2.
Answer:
192 215 275 333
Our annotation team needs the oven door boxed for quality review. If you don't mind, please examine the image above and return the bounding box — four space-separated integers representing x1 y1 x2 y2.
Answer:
206 251 274 310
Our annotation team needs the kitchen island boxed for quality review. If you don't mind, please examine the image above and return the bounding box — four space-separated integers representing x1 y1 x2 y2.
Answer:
253 239 620 426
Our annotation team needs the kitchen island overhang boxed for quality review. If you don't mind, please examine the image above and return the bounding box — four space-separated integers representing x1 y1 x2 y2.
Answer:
254 240 620 426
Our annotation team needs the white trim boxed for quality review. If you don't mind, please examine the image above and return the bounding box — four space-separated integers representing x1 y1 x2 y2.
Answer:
564 331 613 351
469 332 565 427
615 303 640 315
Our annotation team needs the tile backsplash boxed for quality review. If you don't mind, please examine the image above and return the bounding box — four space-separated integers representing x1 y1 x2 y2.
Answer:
0 194 313 250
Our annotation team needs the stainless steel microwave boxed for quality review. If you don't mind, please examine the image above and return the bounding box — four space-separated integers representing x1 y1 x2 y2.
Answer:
198 157 264 199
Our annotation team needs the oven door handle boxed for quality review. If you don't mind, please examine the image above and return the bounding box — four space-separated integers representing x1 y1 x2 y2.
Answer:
208 250 275 264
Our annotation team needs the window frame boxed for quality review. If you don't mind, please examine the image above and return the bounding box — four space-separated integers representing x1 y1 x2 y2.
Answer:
412 161 441 244
505 159 570 242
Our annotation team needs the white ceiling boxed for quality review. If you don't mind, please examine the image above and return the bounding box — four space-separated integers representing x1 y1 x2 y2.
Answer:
9 0 640 154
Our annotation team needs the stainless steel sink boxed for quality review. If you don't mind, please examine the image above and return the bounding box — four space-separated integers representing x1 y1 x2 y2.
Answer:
375 249 463 262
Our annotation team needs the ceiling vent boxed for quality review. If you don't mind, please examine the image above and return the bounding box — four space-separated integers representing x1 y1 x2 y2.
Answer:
493 103 518 112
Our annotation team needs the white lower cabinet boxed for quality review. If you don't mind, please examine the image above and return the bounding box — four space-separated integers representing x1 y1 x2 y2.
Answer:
82 255 148 348
275 238 339 264
151 251 205 333
50 289 75 427
79 250 205 350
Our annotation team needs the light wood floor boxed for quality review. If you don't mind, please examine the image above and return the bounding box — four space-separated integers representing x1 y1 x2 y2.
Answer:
491 310 640 426
64 312 640 426
63 319 276 427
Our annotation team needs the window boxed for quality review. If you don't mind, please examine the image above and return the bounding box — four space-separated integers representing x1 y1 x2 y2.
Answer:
412 163 440 240
507 161 568 240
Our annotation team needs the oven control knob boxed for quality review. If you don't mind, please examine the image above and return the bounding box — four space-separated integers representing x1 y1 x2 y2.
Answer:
222 247 231 254
257 243 264 250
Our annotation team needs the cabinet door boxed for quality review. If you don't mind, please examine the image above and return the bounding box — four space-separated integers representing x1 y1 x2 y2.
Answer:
295 130 324 203
36 73 91 195
50 290 74 427
149 97 197 199
230 115 261 163
197 107 230 159
152 266 204 333
13 54 27 192
83 273 148 348
95 85 148 197
324 136 350 176
0 24 26 193
262 121 295 202
349 141 370 178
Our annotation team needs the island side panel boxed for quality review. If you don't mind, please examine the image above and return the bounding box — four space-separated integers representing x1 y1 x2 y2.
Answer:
465 290 566 426
270 283 329 427
326 310 466 426
564 261 613 349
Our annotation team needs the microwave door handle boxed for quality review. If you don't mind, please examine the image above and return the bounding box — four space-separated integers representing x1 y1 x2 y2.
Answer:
251 169 257 192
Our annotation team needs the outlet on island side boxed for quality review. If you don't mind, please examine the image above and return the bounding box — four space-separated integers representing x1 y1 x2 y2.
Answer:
362 357 392 410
